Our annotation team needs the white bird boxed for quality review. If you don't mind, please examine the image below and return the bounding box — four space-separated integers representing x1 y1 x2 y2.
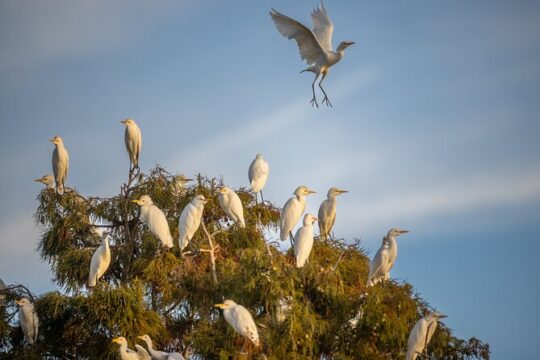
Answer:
270 2 355 107
280 186 316 242
137 335 185 360
406 312 447 360
121 118 142 170
88 231 111 288
113 337 151 360
218 186 246 228
275 296 292 323
294 214 318 268
50 136 69 194
367 228 409 286
248 154 269 202
133 195 174 249
215 300 259 347
16 297 39 345
178 195 207 251
172 174 193 197
318 187 348 240
34 174 55 189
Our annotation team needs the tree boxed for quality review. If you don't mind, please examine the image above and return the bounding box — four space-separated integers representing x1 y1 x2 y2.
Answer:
0 166 490 359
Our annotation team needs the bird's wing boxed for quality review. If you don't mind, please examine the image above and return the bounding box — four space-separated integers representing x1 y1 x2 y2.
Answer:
231 193 245 227
318 199 335 236
294 227 313 267
280 198 301 240
135 344 152 360
89 245 103 286
167 353 185 360
270 8 325 64
368 247 389 282
180 204 202 243
232 306 259 345
406 319 427 360
311 2 334 51
148 206 173 246
135 126 142 162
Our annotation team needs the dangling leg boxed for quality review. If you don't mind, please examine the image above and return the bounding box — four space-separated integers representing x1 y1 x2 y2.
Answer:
319 71 333 107
310 73 319 108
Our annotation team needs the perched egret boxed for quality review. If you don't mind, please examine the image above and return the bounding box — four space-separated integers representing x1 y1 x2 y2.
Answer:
88 231 111 288
406 312 448 360
121 119 142 170
270 3 355 107
367 228 409 286
318 187 348 240
215 300 259 347
34 174 55 189
178 195 207 251
280 186 316 243
172 174 193 197
132 195 174 249
112 337 151 360
50 136 69 194
16 298 39 345
248 154 269 202
218 186 246 228
137 335 185 360
275 296 292 323
294 214 318 268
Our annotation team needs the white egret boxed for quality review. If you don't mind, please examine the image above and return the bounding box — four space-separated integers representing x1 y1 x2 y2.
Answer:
34 174 55 189
50 136 69 194
88 231 111 288
248 154 269 202
218 186 246 228
294 214 318 268
178 195 207 251
280 186 316 243
406 312 447 360
270 2 355 107
112 337 151 360
121 119 142 170
132 195 174 249
367 228 409 286
16 298 39 345
138 335 185 360
172 174 193 197
215 300 259 347
318 187 348 240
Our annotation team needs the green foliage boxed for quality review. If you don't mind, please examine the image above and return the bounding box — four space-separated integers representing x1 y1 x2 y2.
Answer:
0 166 489 359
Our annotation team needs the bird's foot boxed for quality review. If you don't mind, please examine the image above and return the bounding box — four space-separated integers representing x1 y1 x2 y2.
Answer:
310 97 319 108
322 96 333 107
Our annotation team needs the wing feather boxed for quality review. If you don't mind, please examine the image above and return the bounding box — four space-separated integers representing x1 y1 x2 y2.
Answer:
311 3 334 51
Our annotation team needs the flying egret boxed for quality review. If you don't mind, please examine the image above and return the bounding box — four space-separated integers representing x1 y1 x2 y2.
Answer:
270 2 355 107
406 312 447 360
215 300 259 348
294 214 318 268
248 154 269 202
121 119 142 170
50 136 69 194
133 195 174 249
88 231 111 288
112 337 151 360
16 298 39 345
172 174 193 197
178 195 207 251
280 186 316 243
34 174 55 189
367 228 409 286
318 187 348 240
218 186 246 228
137 335 185 360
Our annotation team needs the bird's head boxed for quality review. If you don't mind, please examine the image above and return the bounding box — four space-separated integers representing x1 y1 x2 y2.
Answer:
193 194 208 205
387 228 409 238
49 136 63 145
255 153 264 159
112 337 128 345
428 311 448 320
175 174 193 184
219 186 231 195
16 298 31 307
34 174 54 186
120 118 136 126
303 213 318 226
294 186 316 197
337 41 355 52
215 299 237 310
137 334 151 343
132 195 152 206
328 187 348 198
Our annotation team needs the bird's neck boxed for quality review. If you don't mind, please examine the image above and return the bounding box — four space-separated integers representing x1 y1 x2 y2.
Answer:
145 340 156 353
385 235 397 248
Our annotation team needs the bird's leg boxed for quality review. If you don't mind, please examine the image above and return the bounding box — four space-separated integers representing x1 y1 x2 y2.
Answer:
310 74 319 108
289 232 295 248
319 71 332 107
260 190 265 203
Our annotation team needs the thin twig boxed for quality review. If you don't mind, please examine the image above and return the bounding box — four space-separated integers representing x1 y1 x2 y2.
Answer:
200 220 219 284
332 250 347 272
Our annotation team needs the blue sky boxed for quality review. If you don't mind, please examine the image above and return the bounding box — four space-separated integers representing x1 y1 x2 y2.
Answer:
1 0 539 358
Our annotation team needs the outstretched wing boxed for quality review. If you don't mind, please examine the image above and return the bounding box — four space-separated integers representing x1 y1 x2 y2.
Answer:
270 8 325 64
311 2 334 51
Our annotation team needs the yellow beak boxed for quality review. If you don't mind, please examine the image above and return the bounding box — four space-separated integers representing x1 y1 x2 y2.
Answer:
112 337 122 344
214 303 225 309
307 190 316 194
132 199 141 204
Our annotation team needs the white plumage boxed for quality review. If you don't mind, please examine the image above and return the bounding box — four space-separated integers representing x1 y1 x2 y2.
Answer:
294 214 318 268
133 195 174 249
138 335 185 360
406 312 447 360
50 136 69 194
367 228 409 286
121 119 142 169
16 298 39 345
178 195 207 251
34 174 55 189
318 187 347 239
218 186 245 228
88 231 111 287
248 154 269 196
215 300 259 347
280 186 316 241
113 337 151 360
